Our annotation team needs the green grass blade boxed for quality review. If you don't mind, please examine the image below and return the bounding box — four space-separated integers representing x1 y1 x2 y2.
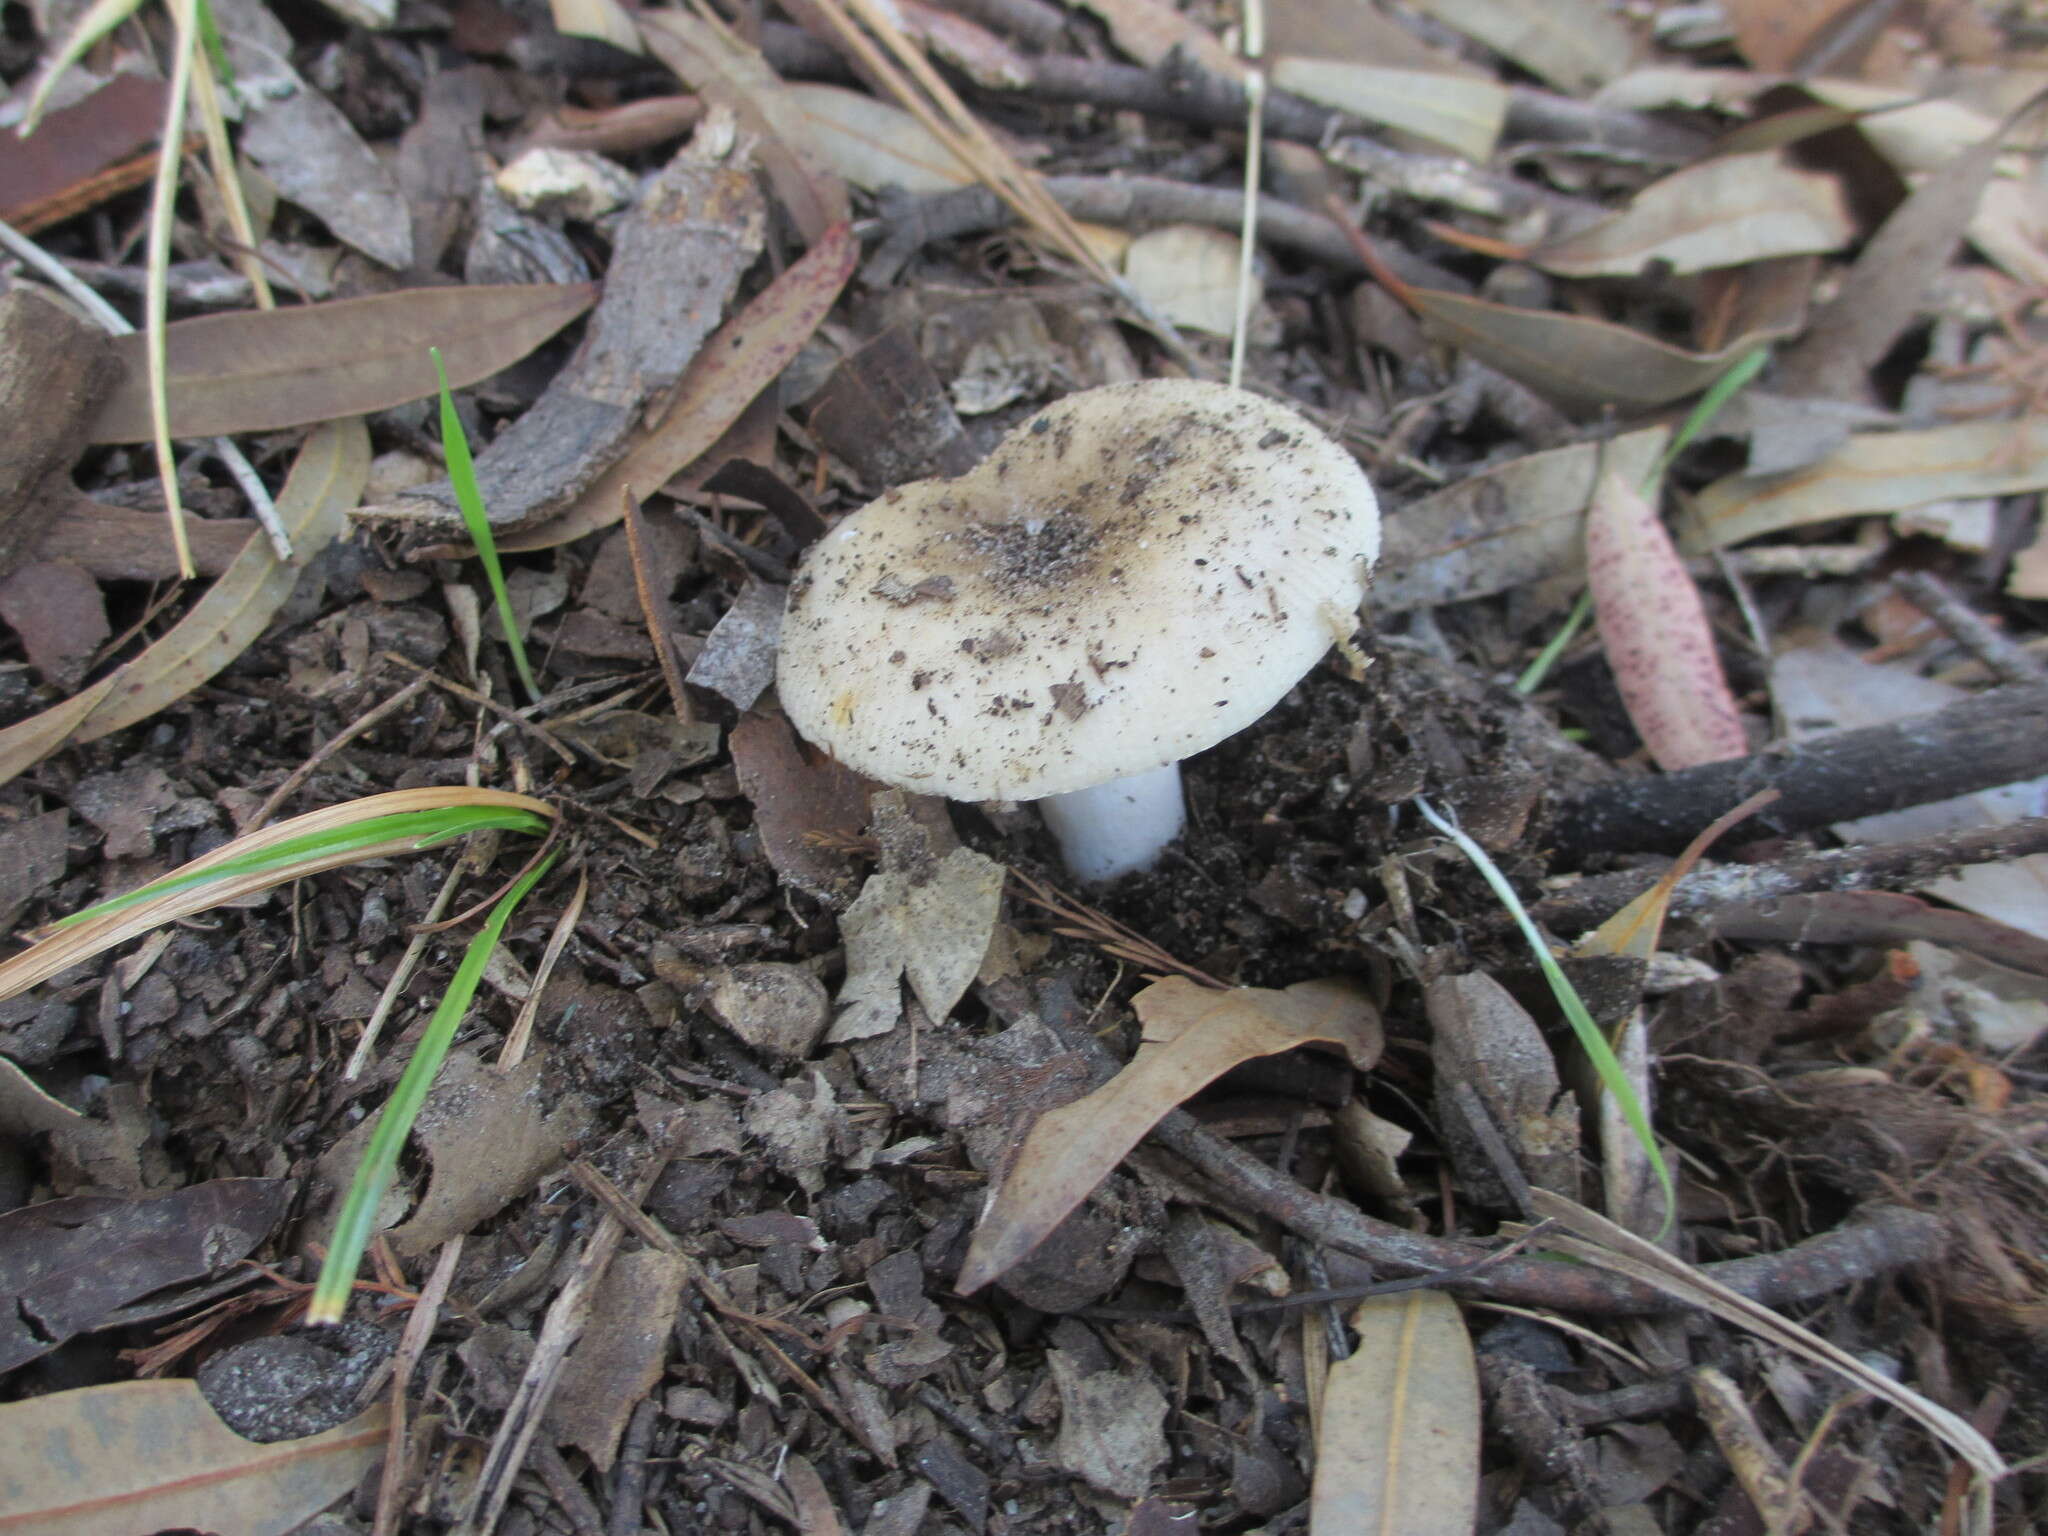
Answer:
193 0 233 95
432 347 541 704
1647 343 1771 491
1414 796 1675 1237
1518 345 1771 697
307 850 558 1325
56 807 550 926
1516 589 1593 695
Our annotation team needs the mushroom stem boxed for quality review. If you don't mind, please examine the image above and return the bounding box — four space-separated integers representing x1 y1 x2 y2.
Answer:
1039 763 1186 883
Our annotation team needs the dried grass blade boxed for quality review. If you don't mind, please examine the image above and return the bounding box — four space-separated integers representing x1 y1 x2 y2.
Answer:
0 787 553 1002
1527 1190 2006 1488
147 0 203 580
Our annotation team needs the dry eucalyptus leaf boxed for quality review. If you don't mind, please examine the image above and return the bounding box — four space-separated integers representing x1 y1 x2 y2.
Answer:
1411 0 1636 93
1774 89 2048 402
1587 468 1747 771
86 287 594 442
238 85 415 271
639 10 849 245
1688 418 2048 550
788 82 974 195
0 1380 385 1536
1122 224 1252 337
0 418 370 793
364 139 767 535
957 975 1380 1294
1427 973 1578 1207
1532 152 1852 278
1268 58 1506 162
0 1178 290 1374
1375 427 1669 613
1310 1290 1480 1535
1411 288 1794 412
499 221 856 553
1070 0 1239 75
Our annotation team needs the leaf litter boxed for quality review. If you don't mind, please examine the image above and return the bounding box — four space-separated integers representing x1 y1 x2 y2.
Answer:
5 0 2048 1530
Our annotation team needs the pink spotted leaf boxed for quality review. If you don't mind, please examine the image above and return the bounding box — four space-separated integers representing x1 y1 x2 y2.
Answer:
1586 468 1747 770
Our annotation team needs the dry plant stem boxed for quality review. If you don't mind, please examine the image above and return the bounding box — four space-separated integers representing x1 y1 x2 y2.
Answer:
345 862 463 1081
0 216 290 559
187 44 273 311
1530 814 2048 934
1553 682 2048 855
1146 1108 1945 1314
1891 570 2047 686
498 868 588 1068
249 677 430 830
460 1151 673 1536
374 1237 464 1536
382 652 580 766
621 490 693 724
148 0 201 580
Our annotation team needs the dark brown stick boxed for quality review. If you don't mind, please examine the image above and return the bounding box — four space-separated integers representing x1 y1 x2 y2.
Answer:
862 175 1465 290
1891 571 2046 686
1551 683 2048 855
1147 1108 1946 1315
1530 815 2048 935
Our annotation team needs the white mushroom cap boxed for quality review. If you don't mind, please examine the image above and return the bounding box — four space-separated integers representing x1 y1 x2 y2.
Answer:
777 379 1380 802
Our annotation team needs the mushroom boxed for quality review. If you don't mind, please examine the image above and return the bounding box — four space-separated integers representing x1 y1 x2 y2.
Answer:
777 379 1380 881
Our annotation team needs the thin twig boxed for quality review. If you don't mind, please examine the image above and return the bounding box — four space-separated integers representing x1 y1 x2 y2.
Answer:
373 1238 464 1536
621 488 694 725
499 867 588 1068
250 677 429 830
345 862 464 1081
382 652 580 766
1891 570 2046 686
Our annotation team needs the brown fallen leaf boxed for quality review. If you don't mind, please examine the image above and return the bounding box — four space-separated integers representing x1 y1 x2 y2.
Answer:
639 9 850 245
32 493 254 582
496 219 857 552
1374 426 1669 613
0 1178 291 1374
16 416 368 767
0 560 107 690
1587 467 1747 771
1688 418 2048 551
957 975 1381 1294
87 284 595 443
379 1049 594 1257
0 74 169 232
0 1379 385 1536
1411 287 1795 412
1428 972 1578 1208
0 290 120 581
1411 0 1635 93
729 710 872 903
1267 59 1506 161
1309 1290 1480 1535
546 1247 688 1472
1532 151 1852 278
1774 88 2048 402
830 793 1004 1043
